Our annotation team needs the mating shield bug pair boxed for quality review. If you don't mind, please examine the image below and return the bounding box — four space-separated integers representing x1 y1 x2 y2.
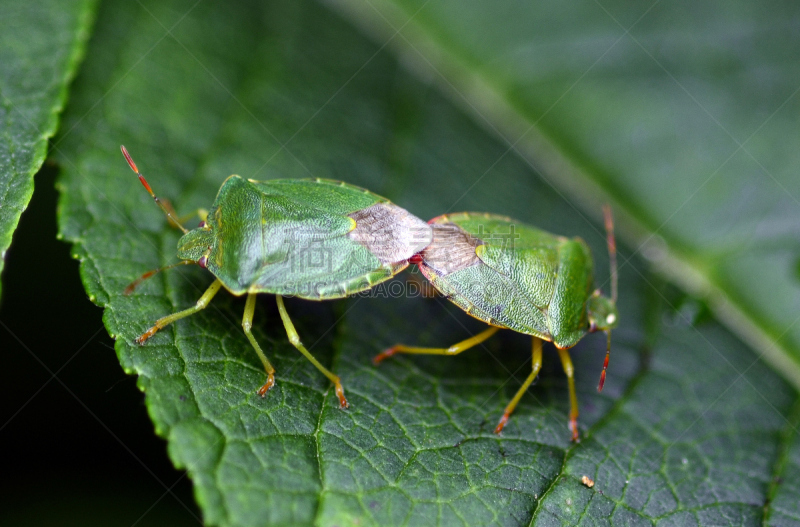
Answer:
122 147 618 440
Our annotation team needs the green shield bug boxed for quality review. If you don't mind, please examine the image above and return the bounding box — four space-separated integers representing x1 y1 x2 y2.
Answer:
121 146 432 408
374 210 618 441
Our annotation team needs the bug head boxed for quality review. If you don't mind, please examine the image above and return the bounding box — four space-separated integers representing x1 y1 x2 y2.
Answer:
177 227 214 266
587 291 618 332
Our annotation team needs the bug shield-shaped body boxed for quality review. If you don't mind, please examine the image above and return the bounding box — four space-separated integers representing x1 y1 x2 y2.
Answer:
176 176 432 298
418 212 617 348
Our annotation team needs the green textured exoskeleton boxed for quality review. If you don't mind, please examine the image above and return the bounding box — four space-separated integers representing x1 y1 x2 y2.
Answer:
375 212 618 440
122 147 432 408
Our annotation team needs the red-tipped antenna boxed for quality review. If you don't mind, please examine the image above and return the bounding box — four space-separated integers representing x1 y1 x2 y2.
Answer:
597 205 617 393
124 260 195 295
597 331 611 391
121 145 188 234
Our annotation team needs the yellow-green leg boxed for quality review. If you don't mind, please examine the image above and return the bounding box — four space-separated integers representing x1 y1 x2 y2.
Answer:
136 279 223 344
373 326 500 364
275 295 349 409
494 337 543 434
556 347 580 442
242 293 276 396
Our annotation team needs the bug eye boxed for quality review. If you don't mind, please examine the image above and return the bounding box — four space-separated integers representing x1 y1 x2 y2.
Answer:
198 255 208 268
198 221 206 228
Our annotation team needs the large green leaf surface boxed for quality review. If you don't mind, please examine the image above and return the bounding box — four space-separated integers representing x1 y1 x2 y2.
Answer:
328 0 800 390
56 0 800 525
0 0 95 297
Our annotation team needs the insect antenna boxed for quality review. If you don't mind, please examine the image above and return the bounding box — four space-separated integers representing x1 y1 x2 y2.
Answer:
597 331 611 391
124 260 195 295
597 204 617 392
121 145 189 234
603 204 617 303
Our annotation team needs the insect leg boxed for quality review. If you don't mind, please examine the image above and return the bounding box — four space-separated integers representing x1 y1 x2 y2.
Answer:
242 293 276 397
556 347 580 442
135 279 223 344
494 337 543 434
373 326 500 364
275 295 349 409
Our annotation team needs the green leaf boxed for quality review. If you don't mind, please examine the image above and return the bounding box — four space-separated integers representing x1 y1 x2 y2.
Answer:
0 0 95 298
766 400 800 526
328 0 800 392
55 0 799 525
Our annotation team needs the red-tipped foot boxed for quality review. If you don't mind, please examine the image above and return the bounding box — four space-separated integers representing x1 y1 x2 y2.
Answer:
258 374 276 397
335 384 349 409
373 347 397 365
135 326 158 345
494 414 509 434
569 417 580 442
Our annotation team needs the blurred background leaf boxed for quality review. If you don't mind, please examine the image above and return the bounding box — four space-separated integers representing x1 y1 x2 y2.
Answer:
0 0 95 298
0 0 798 526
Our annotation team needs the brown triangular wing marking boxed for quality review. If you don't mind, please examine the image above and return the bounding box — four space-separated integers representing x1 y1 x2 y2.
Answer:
421 223 483 276
420 221 553 339
347 202 432 264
